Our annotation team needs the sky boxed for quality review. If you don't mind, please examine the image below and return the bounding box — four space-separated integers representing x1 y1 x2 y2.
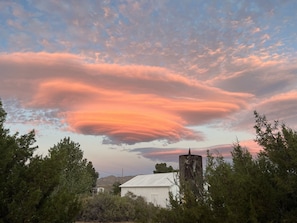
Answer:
1 0 297 177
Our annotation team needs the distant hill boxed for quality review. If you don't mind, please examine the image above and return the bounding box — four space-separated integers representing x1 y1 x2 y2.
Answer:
96 175 134 192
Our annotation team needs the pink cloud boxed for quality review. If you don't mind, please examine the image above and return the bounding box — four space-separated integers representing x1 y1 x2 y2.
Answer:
131 147 188 162
208 54 296 99
130 145 234 164
0 52 252 145
66 110 202 144
252 27 261 33
254 91 297 127
131 140 262 164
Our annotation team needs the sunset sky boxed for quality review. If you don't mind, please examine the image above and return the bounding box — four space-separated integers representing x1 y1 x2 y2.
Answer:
1 0 297 177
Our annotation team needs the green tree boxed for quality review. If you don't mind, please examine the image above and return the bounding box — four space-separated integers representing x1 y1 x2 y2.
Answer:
205 144 278 223
153 163 176 173
0 100 39 222
253 111 297 221
0 100 98 223
111 181 121 195
48 137 98 194
157 111 297 223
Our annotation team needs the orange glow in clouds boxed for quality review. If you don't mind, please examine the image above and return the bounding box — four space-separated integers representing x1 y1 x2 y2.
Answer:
66 110 202 144
0 52 252 145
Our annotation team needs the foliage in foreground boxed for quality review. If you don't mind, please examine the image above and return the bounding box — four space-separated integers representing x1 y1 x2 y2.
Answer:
157 111 297 223
0 100 98 223
77 192 159 223
153 162 177 173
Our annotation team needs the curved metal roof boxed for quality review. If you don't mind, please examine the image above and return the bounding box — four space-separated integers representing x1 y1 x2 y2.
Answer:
120 172 178 188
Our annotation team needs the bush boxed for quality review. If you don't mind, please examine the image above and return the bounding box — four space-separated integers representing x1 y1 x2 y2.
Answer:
77 192 160 222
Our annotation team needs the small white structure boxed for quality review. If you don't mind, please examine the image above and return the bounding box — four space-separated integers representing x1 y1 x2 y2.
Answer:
120 172 179 208
92 186 105 195
96 187 105 193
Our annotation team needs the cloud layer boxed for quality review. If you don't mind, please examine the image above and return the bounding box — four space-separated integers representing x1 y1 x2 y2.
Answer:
131 139 261 164
0 52 252 145
1 0 297 170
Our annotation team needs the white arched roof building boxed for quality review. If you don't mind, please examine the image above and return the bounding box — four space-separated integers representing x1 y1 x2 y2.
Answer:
120 172 179 208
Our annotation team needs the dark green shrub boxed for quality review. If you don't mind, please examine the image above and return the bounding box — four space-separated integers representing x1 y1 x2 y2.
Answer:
77 192 160 222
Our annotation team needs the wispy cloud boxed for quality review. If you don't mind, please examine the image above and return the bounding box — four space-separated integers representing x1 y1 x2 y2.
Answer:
209 56 297 97
254 91 297 126
131 139 261 163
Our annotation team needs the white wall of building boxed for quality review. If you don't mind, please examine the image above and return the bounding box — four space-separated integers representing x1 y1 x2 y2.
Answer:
121 184 179 208
120 172 179 208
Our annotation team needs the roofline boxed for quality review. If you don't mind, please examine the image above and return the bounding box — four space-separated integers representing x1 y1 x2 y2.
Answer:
120 185 173 188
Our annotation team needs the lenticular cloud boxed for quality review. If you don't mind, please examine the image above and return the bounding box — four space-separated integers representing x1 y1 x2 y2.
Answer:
0 52 251 144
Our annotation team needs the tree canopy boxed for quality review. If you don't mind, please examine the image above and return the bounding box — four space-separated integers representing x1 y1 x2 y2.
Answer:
158 111 297 223
0 100 98 223
153 162 176 173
